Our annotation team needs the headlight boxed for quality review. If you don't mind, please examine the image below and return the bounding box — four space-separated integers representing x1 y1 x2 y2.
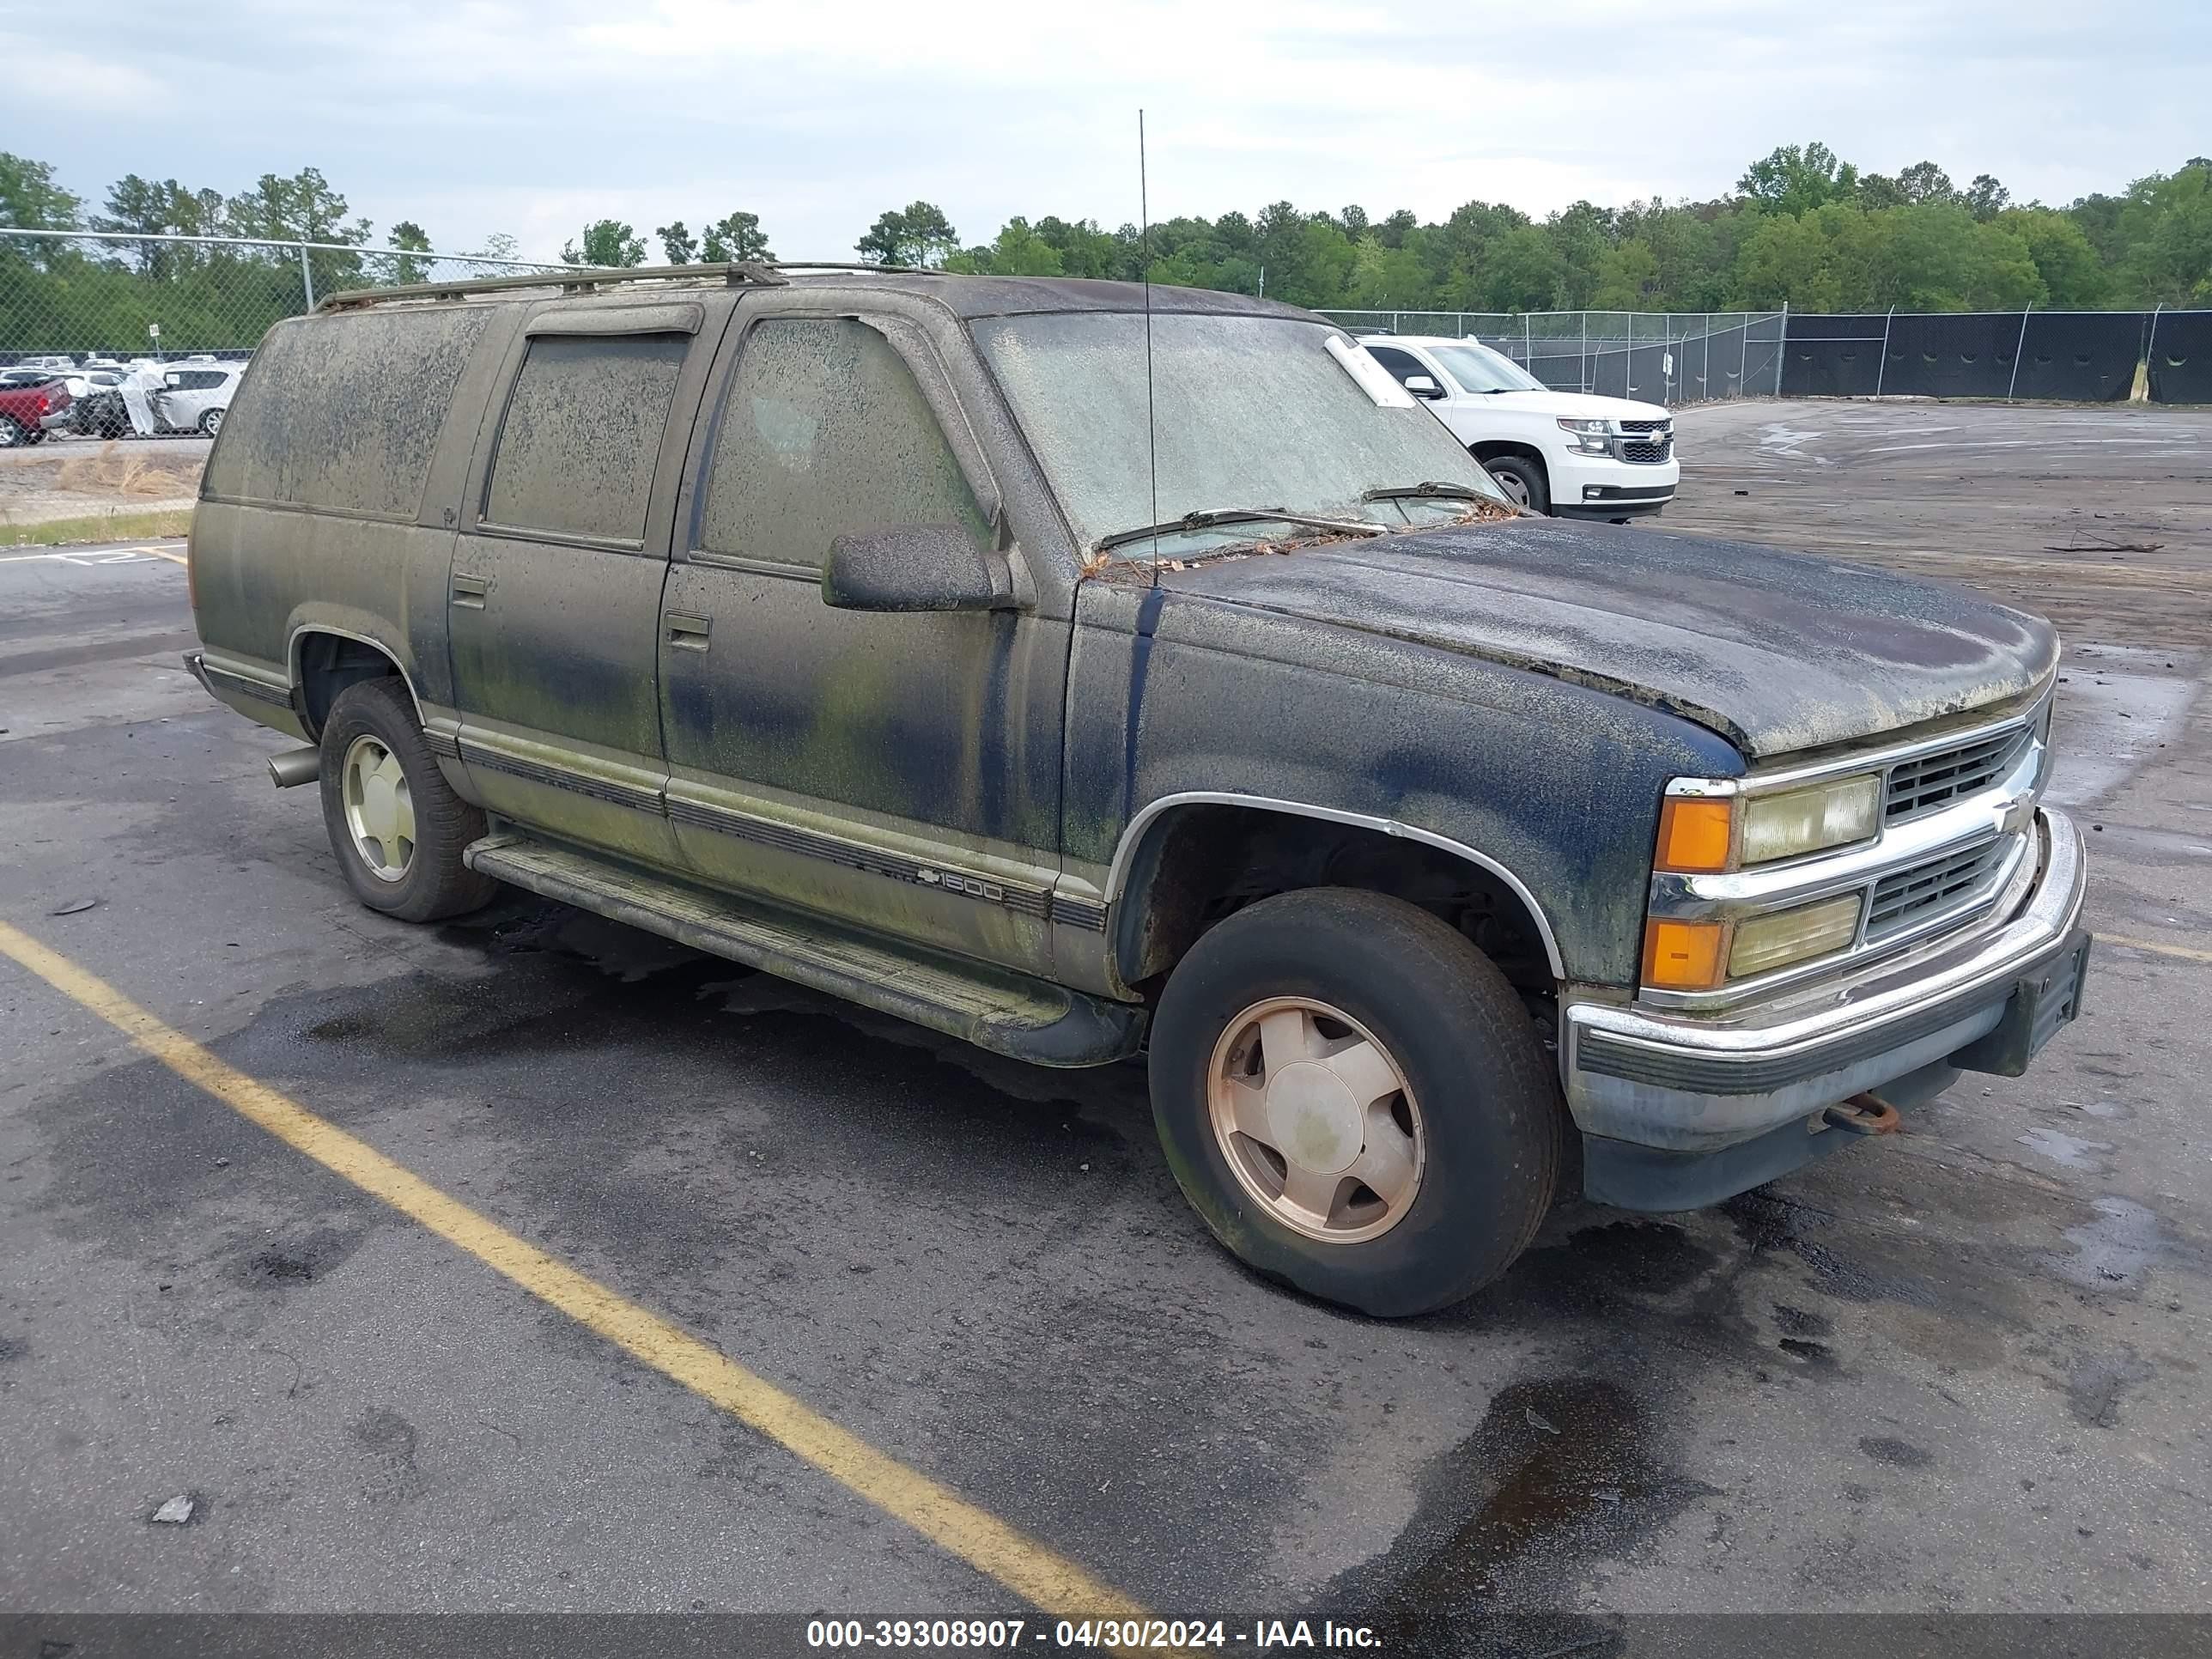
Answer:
1727 894 1863 978
1556 416 1612 456
1739 774 1882 865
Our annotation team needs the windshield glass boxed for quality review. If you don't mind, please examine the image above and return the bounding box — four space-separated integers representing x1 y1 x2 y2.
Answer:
1430 341 1545 394
973 313 1506 553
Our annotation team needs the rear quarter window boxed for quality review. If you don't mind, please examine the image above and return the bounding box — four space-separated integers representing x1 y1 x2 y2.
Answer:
203 307 489 519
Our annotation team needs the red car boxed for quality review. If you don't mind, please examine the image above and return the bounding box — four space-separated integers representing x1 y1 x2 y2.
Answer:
0 376 70 448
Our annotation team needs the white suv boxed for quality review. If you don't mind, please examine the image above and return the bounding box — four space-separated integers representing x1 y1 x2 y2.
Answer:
1359 335 1679 521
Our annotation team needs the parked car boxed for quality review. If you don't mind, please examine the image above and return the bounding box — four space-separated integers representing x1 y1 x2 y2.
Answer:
182 269 2088 1316
1360 334 1680 520
62 368 134 438
0 377 70 447
155 361 245 435
1 368 62 389
15 354 76 374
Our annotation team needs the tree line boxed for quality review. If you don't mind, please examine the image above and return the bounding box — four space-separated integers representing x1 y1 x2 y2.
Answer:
3 143 2208 355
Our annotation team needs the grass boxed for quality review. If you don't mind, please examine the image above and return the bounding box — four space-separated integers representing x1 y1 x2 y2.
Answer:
0 507 193 548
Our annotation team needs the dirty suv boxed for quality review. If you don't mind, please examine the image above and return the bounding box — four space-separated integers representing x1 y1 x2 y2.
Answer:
182 266 2090 1316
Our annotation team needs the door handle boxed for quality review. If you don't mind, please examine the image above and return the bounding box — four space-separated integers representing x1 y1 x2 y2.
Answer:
665 612 712 651
451 572 489 609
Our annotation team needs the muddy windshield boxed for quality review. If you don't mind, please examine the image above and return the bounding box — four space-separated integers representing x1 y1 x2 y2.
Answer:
972 312 1506 555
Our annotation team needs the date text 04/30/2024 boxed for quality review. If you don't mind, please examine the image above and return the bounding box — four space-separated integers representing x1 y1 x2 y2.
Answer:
805 1618 1383 1650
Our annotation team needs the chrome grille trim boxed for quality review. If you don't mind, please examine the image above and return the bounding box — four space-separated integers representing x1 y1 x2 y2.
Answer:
1866 837 2008 939
1885 724 2034 822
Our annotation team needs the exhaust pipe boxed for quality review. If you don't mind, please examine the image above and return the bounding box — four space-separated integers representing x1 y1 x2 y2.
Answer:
268 747 321 789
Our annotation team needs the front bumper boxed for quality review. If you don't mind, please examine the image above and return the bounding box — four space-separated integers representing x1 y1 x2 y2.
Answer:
1563 806 2087 1161
1546 448 1679 518
39 410 72 434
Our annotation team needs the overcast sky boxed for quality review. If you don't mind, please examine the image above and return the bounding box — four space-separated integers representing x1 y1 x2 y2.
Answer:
9 0 2207 262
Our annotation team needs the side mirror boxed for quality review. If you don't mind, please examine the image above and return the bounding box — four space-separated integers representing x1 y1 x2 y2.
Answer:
822 523 1008 614
1403 375 1446 399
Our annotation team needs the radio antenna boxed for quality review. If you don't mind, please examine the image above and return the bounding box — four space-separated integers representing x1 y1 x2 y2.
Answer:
1139 108 1161 587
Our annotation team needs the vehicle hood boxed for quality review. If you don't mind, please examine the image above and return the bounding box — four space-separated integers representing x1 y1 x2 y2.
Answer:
1152 520 2057 758
1455 387 1669 422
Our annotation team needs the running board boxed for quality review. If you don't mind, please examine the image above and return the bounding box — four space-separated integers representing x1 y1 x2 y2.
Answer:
464 835 1146 1068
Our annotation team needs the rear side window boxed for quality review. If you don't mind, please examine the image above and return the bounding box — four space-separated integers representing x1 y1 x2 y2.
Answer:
483 333 689 544
203 308 488 518
696 318 987 569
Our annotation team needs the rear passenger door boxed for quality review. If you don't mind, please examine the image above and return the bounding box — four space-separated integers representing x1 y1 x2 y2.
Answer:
446 297 732 866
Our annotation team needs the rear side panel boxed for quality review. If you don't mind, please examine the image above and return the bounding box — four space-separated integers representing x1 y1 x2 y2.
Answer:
188 301 524 742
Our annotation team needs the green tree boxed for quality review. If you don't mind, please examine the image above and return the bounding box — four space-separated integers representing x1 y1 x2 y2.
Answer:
1964 173 2010 222
1592 238 1662 309
655 220 697 264
857 201 957 267
1474 224 1565 311
2112 161 2212 304
1737 143 1858 216
701 210 773 264
1897 161 1957 206
0 151 82 231
469 232 522 262
2002 208 2106 306
386 220 433 285
562 219 647 267
1731 211 1842 310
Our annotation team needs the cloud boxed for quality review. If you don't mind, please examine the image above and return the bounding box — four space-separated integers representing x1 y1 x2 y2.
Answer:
10 0 2208 260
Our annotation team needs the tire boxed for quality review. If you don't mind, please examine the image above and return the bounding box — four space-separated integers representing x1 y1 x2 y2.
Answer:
317 677 498 923
0 417 23 449
199 408 223 436
1149 887 1562 1317
1482 453 1550 514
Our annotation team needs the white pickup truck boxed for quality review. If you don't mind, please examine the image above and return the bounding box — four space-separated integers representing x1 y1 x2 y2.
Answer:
1360 334 1679 521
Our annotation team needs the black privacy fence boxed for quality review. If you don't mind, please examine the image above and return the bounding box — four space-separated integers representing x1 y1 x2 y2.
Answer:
1780 308 2210 404
1321 306 2212 406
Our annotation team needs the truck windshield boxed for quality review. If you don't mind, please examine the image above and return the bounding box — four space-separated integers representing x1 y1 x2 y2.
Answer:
972 312 1506 555
1430 341 1547 394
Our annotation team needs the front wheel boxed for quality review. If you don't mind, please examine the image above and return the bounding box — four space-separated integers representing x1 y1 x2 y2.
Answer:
1148 888 1562 1317
199 408 224 436
1481 453 1550 514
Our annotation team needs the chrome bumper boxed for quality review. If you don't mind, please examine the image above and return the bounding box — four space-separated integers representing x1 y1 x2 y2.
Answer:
1564 806 2087 1152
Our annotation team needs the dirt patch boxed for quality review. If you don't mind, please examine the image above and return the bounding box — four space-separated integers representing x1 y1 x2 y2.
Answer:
0 437 206 532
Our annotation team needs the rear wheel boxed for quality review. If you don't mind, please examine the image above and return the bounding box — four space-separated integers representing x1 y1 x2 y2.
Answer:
317 678 497 923
1149 888 1561 1317
1482 453 1550 514
0 417 24 449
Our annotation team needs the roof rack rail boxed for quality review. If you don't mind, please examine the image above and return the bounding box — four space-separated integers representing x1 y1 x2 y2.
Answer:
316 258 932 312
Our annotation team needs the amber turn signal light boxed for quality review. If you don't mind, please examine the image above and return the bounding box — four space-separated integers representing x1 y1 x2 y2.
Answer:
1656 796 1734 873
1642 918 1729 992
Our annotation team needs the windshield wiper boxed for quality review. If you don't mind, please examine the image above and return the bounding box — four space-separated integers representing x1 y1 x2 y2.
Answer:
1360 481 1489 502
1094 507 1388 554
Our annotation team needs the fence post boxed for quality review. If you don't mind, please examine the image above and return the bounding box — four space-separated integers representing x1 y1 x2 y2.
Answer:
297 241 315 311
1772 302 1788 397
1523 312 1532 368
1874 307 1894 398
1580 310 1588 394
2142 303 2163 403
1738 311 1749 398
2006 303 2032 401
1626 309 1632 397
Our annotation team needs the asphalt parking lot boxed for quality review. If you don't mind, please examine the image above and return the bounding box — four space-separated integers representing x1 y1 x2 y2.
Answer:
3 399 2209 1650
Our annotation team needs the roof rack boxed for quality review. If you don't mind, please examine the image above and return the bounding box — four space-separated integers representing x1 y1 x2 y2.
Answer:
316 258 933 312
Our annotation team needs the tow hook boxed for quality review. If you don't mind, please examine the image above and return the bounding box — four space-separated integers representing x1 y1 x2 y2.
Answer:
1824 1093 1902 1135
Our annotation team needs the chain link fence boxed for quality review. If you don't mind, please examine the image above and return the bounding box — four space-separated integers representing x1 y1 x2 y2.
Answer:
0 228 560 351
1317 308 1789 407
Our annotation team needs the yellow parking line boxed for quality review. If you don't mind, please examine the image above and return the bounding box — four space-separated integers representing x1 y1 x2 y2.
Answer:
138 546 190 564
0 919 1161 1638
2100 933 2212 965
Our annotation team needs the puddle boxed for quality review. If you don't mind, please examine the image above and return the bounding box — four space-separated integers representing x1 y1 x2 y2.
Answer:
2052 1197 2166 1291
2046 644 2200 806
1327 1376 1715 1650
2015 1127 2113 1173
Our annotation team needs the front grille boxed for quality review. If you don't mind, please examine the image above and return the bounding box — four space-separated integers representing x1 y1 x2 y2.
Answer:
1865 838 2008 939
1619 418 1669 434
1885 724 2033 821
1620 439 1672 464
